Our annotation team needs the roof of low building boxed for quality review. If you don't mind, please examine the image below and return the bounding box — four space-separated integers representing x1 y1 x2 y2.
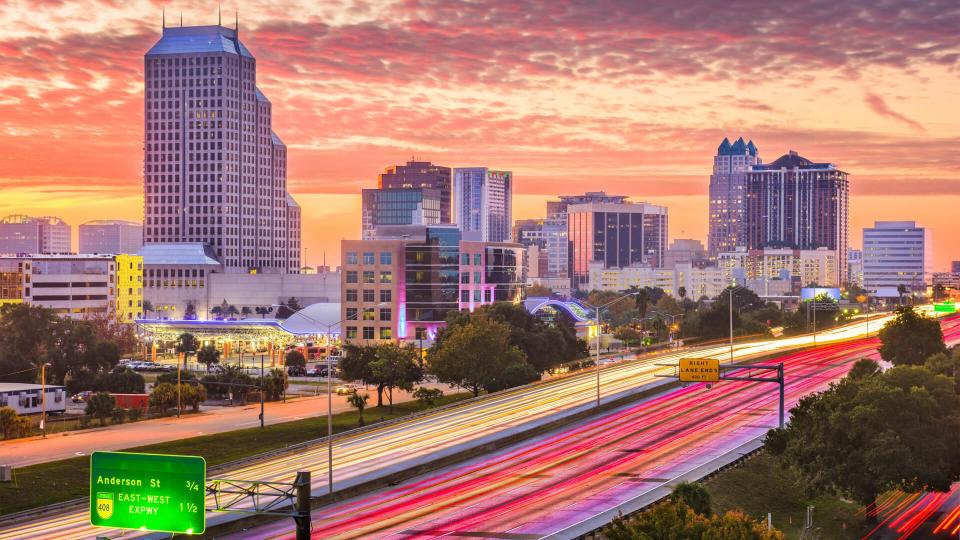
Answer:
0 383 65 393
139 243 222 266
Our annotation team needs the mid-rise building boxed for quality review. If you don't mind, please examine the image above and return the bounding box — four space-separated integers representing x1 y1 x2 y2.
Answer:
952 261 960 273
452 168 512 242
79 220 143 255
708 137 761 256
717 248 839 290
744 150 849 284
546 192 629 219
664 238 709 269
512 217 568 278
341 225 524 345
567 200 668 289
361 188 441 239
847 249 864 287
862 221 932 297
0 254 143 321
378 160 452 224
143 24 300 273
0 215 71 254
586 261 726 300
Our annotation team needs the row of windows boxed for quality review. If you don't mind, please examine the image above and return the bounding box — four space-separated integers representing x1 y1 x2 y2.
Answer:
345 252 393 265
344 308 392 321
344 271 393 284
345 327 392 340
344 289 392 303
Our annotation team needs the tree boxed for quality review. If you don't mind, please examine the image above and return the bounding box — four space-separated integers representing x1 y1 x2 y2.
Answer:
525 283 553 297
184 302 197 320
413 387 444 408
633 286 651 321
176 333 200 369
766 364 960 520
340 344 385 406
258 368 288 401
240 306 252 319
226 305 239 318
0 303 57 383
347 391 369 427
878 306 947 365
255 306 274 318
604 498 783 540
897 283 909 305
614 326 642 348
286 297 303 311
428 315 533 396
85 392 116 426
149 383 179 416
847 358 882 379
0 407 31 439
670 482 711 516
142 299 154 318
200 365 254 403
370 344 423 413
678 286 687 301
196 344 221 370
211 305 224 319
925 349 960 378
933 283 947 301
180 383 207 412
285 349 306 368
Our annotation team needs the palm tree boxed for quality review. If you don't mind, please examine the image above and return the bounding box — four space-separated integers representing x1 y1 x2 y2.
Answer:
255 306 274 319
933 283 946 302
240 306 252 319
677 286 687 301
211 306 224 320
227 305 239 318
142 300 154 319
634 287 651 320
347 391 369 427
897 284 909 306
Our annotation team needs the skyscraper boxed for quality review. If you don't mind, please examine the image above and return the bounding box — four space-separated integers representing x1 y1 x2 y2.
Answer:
143 24 300 273
567 200 668 289
378 160 452 223
452 168 512 242
863 221 932 297
79 220 144 254
744 150 849 284
708 137 761 257
361 188 442 239
0 215 71 254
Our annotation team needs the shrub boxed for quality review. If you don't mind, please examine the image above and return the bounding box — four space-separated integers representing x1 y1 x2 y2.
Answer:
149 383 178 416
128 406 143 422
0 407 30 439
111 407 127 425
413 387 444 408
85 392 116 426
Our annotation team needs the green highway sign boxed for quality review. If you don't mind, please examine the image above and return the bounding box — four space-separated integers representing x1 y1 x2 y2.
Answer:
90 451 206 535
934 302 957 313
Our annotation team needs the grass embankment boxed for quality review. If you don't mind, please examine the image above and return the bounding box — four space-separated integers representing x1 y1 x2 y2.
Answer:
705 451 862 540
0 393 470 516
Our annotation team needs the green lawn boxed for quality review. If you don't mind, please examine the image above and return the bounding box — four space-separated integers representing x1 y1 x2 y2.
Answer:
705 451 864 539
0 392 470 516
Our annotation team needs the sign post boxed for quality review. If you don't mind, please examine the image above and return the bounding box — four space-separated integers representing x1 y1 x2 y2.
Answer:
679 358 720 383
90 451 206 535
934 302 957 313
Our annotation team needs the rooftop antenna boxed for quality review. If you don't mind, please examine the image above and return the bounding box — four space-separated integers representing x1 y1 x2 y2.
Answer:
235 10 239 33
218 4 222 26
179 11 183 27
162 7 166 29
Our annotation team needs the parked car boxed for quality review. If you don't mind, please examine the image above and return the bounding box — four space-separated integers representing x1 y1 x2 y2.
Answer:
71 391 92 403
287 365 307 377
310 365 339 378
335 384 359 395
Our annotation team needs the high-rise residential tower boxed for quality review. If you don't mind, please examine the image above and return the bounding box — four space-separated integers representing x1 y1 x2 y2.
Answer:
378 160 452 224
79 220 144 254
744 150 849 284
143 24 301 273
708 137 761 257
452 168 512 242
0 215 71 254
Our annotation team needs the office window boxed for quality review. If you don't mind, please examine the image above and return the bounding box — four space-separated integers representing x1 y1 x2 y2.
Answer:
379 327 392 340
362 271 375 284
473 272 481 284
363 289 375 302
346 308 358 320
346 252 358 264
363 327 375 340
346 271 358 283
345 326 357 339
379 271 392 284
460 272 469 284
379 308 391 321
474 253 482 265
380 252 392 265
363 252 375 265
485 289 492 302
473 290 481 301
461 254 469 265
362 308 375 321
461 290 469 302
380 289 392 302
345 289 357 302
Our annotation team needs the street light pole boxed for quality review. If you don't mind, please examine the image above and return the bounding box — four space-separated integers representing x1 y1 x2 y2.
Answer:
260 354 265 429
40 362 50 439
581 291 638 409
729 287 734 363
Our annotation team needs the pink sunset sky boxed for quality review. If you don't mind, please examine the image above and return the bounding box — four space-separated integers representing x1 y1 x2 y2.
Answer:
0 1 958 269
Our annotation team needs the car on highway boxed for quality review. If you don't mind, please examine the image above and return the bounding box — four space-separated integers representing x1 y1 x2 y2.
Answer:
335 384 359 395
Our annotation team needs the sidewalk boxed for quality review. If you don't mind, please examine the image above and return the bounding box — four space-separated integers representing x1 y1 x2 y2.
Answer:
0 385 441 468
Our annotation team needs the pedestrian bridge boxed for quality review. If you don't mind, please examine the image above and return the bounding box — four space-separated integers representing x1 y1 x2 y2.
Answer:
523 297 595 323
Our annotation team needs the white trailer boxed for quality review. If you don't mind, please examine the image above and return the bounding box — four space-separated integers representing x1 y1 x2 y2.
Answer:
0 383 66 415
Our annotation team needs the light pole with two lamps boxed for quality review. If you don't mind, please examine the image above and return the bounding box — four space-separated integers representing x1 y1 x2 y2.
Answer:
579 291 639 408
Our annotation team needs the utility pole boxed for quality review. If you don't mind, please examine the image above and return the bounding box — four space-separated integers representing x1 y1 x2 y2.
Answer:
177 353 182 419
40 363 49 439
260 354 265 429
595 304 601 408
729 287 734 363
293 470 311 540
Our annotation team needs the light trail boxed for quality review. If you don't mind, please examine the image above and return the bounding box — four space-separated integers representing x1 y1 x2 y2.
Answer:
0 308 949 539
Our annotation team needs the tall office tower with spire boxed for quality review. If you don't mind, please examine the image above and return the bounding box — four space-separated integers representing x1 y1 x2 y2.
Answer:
143 22 301 273
708 137 760 257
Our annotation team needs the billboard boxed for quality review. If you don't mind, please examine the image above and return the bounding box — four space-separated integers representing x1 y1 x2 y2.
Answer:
800 287 841 302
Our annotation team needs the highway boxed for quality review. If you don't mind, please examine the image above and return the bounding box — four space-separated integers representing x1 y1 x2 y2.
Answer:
0 309 944 539
236 316 960 539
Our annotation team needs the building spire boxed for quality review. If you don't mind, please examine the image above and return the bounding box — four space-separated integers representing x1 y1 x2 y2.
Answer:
235 10 239 33
162 7 165 29
179 11 182 27
218 4 222 26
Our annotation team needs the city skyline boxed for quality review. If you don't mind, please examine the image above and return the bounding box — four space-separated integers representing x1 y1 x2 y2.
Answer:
0 2 958 268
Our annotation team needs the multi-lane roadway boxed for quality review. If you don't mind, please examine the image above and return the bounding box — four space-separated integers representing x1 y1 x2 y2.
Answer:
0 310 946 539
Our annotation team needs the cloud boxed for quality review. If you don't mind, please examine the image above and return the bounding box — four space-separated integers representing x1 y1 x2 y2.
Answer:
863 91 925 132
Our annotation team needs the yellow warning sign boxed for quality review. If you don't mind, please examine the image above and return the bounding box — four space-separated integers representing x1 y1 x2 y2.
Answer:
679 358 720 383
